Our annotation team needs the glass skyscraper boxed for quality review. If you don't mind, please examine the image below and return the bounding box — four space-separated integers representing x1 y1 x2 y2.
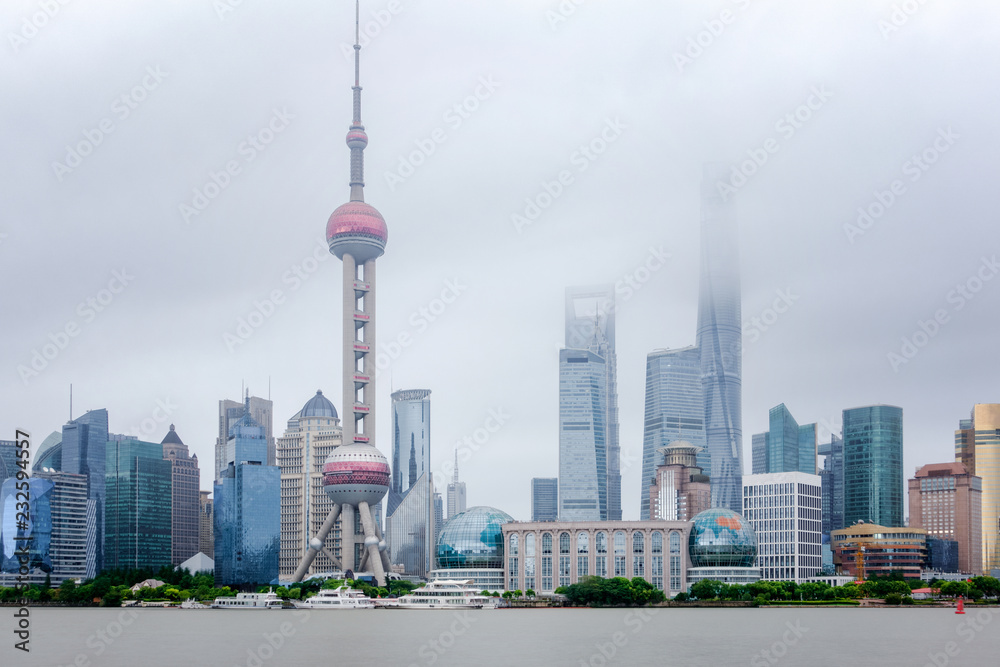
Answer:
104 436 173 570
696 164 743 513
640 346 706 520
215 398 280 586
161 425 200 565
565 285 620 520
61 408 108 578
531 478 558 522
558 348 607 521
0 477 54 578
386 389 434 577
818 434 845 536
955 404 1000 572
751 405 817 476
843 405 903 528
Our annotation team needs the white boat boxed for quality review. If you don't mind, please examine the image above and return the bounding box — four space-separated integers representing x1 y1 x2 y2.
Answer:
377 580 496 609
180 599 210 609
210 589 283 609
293 586 375 610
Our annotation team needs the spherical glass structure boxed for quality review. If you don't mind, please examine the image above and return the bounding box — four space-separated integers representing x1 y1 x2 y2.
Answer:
435 506 513 569
688 508 757 568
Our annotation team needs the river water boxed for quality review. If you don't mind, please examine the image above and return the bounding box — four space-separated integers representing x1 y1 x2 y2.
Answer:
4 607 998 667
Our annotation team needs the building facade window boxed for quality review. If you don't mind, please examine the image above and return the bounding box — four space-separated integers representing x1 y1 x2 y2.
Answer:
524 533 535 591
669 531 681 592
614 531 627 577
596 531 607 577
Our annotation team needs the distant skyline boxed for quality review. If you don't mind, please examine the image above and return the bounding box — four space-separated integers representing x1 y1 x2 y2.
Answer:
4 1 1000 522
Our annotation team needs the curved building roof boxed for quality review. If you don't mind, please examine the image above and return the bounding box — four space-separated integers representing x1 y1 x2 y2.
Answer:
301 390 338 419
33 431 63 472
436 506 514 570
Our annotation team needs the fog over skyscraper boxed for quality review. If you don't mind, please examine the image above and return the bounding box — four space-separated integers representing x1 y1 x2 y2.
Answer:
696 164 743 513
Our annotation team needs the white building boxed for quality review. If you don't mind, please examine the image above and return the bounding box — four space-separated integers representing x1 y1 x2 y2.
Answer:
743 472 823 583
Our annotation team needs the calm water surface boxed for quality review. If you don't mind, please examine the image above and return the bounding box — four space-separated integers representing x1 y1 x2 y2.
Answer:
5 607 999 666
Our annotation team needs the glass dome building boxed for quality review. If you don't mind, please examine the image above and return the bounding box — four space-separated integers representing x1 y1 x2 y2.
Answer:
429 506 513 592
687 508 761 588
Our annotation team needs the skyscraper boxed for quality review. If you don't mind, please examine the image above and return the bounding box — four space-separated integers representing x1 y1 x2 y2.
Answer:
215 395 274 480
751 432 768 475
755 404 818 476
199 490 214 558
292 2 392 585
105 435 173 570
565 285 621 520
447 450 467 520
818 434 845 536
215 396 280 586
161 425 200 565
743 471 823 583
843 405 903 528
649 441 710 521
23 471 87 586
954 404 1000 573
386 389 434 577
531 478 558 522
277 391 343 577
558 348 607 521
61 408 108 578
640 346 706 519
696 164 743 513
908 462 982 575
0 440 16 480
798 423 818 476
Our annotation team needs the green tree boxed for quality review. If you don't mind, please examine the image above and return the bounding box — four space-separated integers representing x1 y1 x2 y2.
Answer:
525 588 536 598
884 593 902 605
689 579 724 601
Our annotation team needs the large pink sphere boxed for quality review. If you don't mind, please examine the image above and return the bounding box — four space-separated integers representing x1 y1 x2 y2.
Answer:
322 443 390 507
326 201 387 262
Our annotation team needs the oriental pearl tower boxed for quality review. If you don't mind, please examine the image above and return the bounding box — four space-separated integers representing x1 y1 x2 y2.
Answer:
292 1 392 586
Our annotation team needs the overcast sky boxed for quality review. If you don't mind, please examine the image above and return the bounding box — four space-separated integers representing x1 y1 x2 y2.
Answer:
3 0 999 521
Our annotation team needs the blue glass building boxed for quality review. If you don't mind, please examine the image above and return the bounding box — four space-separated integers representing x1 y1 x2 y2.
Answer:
531 478 558 522
0 477 54 576
558 348 607 521
696 164 743 513
640 346 706 519
0 440 17 480
818 434 845 536
214 398 280 587
752 405 817 476
843 405 904 527
61 409 108 578
104 437 173 570
386 389 434 577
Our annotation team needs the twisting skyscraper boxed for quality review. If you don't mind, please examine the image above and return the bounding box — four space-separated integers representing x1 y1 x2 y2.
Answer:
696 164 743 513
293 1 392 585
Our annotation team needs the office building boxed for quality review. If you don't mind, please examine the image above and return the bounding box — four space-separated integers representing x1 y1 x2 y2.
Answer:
503 519 692 595
565 285 621 520
751 432 768 475
648 441 710 521
531 478 558 522
61 408 108 578
818 434 845 536
433 492 444 554
386 389 434 577
215 395 274 480
199 491 214 558
831 522 926 579
908 462 982 574
843 405 903 528
0 440 16 480
105 435 173 570
558 348 607 521
161 425 200 565
640 346 706 520
0 477 53 582
954 404 1000 573
215 396 280 586
696 164 743 513
276 390 344 577
752 405 818 476
743 472 823 583
447 450 467 520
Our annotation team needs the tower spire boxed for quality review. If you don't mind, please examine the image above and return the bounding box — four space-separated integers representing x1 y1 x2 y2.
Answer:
453 447 459 484
347 0 368 202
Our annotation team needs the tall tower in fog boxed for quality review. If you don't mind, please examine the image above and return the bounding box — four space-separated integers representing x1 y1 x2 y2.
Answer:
696 164 744 513
292 1 391 585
